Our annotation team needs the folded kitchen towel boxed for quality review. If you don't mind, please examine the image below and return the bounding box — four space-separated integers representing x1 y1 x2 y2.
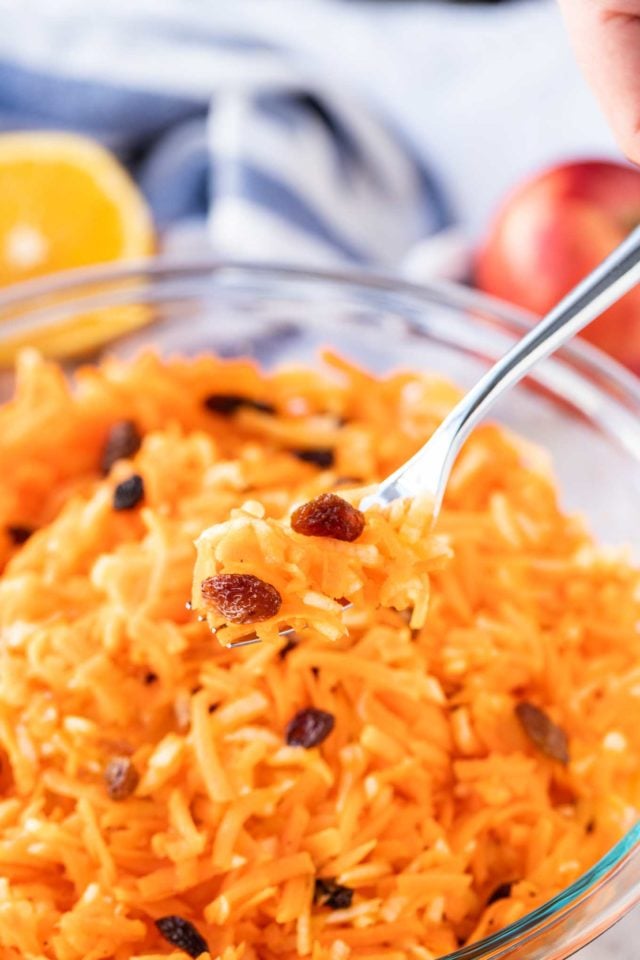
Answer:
0 3 454 270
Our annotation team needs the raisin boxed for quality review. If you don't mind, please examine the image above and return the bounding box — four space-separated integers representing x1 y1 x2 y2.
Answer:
201 573 282 624
101 420 142 474
314 877 354 910
113 474 144 511
291 492 365 542
104 756 140 801
487 881 513 905
143 672 158 685
6 525 33 545
155 915 209 958
515 701 569 764
285 707 335 748
291 447 335 469
204 394 275 416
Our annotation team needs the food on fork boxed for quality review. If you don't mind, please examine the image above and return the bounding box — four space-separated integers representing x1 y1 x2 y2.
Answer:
192 492 449 646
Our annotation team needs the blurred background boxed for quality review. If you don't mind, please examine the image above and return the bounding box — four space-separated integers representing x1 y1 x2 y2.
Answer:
1 0 640 369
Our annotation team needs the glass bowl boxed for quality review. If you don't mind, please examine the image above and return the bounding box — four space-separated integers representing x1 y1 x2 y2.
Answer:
0 258 638 960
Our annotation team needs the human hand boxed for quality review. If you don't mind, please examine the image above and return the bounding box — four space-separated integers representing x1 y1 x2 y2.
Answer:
559 0 640 163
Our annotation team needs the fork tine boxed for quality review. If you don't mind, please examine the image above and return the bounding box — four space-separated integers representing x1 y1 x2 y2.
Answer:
227 600 354 650
228 624 297 649
227 635 263 649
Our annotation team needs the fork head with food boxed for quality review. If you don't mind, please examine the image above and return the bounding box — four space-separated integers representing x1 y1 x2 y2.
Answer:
192 490 452 648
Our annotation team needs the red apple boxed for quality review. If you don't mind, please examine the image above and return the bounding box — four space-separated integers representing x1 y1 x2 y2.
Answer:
475 160 640 371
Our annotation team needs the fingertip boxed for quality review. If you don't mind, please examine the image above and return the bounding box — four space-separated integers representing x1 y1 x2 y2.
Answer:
610 117 640 169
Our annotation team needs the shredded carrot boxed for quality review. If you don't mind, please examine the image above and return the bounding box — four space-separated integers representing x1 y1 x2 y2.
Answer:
0 347 638 959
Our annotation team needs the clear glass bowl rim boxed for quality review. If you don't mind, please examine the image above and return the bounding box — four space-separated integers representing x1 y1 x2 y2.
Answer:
0 255 638 960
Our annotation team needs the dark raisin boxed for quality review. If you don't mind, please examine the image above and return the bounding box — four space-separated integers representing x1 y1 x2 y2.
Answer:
101 420 142 474
6 525 33 545
585 819 596 835
104 756 140 801
143 672 158 685
201 573 282 624
113 474 144 511
208 702 219 714
278 637 298 660
291 493 365 542
155 915 209 958
285 708 335 748
204 394 275 416
515 701 570 764
311 666 320 678
291 448 335 469
314 877 354 910
487 881 513 905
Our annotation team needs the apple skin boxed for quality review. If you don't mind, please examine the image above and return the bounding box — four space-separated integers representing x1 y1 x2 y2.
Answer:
475 160 640 371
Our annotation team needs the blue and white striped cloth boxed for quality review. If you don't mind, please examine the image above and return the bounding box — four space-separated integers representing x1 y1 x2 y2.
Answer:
0 3 456 272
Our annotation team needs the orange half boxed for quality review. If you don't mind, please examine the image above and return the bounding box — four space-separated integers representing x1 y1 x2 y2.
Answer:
0 131 153 284
0 132 155 360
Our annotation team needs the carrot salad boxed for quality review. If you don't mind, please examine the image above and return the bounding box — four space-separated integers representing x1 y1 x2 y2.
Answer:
0 348 638 960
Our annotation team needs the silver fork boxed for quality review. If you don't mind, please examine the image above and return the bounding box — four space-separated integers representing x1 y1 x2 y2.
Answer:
229 225 640 649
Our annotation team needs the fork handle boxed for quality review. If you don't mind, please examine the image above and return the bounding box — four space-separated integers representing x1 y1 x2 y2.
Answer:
370 224 640 510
